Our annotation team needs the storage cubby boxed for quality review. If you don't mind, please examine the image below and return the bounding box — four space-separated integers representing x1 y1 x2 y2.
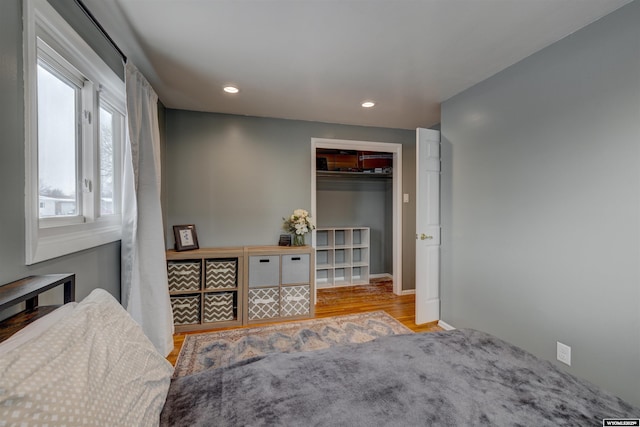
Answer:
203 292 235 322
333 248 351 267
170 294 201 325
167 245 315 331
316 268 333 288
315 229 333 249
246 246 315 324
334 229 350 247
314 227 369 287
351 266 369 285
352 229 369 247
315 269 333 289
352 247 368 266
316 249 333 268
166 247 244 332
334 267 351 286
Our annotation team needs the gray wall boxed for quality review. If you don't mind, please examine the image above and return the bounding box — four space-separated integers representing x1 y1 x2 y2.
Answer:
0 0 121 308
317 177 392 275
47 0 124 79
165 111 416 289
440 1 640 406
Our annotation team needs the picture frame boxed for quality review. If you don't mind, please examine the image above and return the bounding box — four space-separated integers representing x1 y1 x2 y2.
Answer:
278 234 292 246
173 224 199 251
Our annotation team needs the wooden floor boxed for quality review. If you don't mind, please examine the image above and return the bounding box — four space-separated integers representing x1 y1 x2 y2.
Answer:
166 279 443 365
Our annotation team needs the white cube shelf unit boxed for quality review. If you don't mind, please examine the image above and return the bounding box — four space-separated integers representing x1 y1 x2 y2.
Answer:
315 227 370 288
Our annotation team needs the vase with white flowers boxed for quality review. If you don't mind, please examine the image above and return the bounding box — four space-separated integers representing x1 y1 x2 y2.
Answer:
283 209 315 246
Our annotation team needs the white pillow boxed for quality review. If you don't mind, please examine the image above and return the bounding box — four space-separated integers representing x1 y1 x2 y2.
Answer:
0 302 77 355
0 288 174 426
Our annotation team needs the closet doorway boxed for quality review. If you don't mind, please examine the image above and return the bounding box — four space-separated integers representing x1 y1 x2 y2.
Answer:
310 138 403 300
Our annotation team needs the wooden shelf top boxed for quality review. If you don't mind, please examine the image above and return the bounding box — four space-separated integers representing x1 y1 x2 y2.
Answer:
166 246 245 259
166 245 313 260
246 245 313 254
0 274 75 311
317 171 392 179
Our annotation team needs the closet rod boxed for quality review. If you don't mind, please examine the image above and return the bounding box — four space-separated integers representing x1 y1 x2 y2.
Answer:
74 0 127 62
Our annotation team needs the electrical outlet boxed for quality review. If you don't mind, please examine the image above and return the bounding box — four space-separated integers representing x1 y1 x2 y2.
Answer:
403 193 409 203
557 342 571 366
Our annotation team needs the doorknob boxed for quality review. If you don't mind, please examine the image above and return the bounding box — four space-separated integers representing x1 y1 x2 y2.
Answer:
420 233 433 240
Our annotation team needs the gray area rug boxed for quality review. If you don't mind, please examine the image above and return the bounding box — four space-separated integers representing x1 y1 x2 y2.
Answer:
162 329 639 426
173 310 412 377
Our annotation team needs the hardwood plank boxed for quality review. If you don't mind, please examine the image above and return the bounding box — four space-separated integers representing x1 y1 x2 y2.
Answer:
166 279 443 366
0 306 60 342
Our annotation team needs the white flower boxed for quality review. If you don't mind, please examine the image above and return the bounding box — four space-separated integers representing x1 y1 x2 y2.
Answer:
283 208 315 236
295 223 308 233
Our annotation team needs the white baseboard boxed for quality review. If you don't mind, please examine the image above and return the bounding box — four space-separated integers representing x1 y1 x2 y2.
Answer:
369 273 393 280
400 289 415 295
438 320 456 331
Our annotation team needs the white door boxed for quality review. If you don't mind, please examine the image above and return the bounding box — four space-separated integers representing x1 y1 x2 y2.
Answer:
415 128 441 324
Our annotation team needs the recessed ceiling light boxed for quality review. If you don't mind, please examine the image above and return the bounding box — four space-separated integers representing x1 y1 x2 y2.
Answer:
361 101 375 108
223 86 239 94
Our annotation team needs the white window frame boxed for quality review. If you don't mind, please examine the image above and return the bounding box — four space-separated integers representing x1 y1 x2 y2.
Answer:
24 0 125 265
98 94 124 218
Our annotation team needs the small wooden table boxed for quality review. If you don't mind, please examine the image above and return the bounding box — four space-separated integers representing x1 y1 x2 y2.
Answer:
0 273 76 342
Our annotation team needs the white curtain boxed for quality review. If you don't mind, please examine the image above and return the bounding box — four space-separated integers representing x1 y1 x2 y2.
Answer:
121 61 174 356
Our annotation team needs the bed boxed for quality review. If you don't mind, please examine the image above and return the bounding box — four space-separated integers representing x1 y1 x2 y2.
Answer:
0 277 637 426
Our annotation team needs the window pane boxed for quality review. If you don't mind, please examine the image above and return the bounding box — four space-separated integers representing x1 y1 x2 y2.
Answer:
37 63 78 218
99 106 114 215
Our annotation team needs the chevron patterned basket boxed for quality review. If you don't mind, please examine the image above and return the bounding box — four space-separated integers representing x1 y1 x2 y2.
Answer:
205 259 237 290
170 294 201 325
281 285 310 317
203 292 235 323
167 261 201 292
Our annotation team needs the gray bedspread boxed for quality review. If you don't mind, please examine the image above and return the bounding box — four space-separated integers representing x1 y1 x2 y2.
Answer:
160 329 637 426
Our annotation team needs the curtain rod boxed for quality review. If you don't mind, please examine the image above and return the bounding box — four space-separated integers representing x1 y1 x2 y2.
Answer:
74 0 127 62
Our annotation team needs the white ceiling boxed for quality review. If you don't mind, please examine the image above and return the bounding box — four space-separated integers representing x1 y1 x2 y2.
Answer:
83 0 632 130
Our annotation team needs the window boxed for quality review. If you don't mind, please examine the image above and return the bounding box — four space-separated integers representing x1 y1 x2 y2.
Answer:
99 98 123 217
37 56 82 221
24 0 125 264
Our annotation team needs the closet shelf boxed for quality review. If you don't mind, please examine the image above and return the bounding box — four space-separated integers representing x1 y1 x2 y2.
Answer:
316 171 392 179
